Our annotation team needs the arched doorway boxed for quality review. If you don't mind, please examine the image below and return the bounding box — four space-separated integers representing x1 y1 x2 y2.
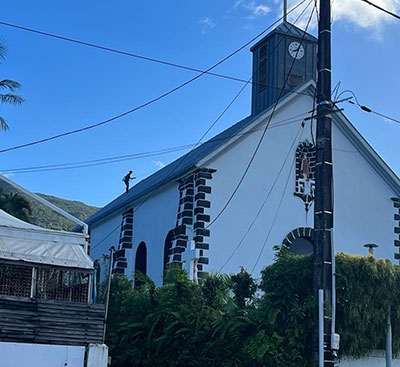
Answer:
134 242 147 287
282 227 314 255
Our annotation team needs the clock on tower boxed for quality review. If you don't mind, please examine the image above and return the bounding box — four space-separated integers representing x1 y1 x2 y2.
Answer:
250 21 317 116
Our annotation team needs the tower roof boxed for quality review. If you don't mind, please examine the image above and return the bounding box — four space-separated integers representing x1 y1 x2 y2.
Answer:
250 21 317 52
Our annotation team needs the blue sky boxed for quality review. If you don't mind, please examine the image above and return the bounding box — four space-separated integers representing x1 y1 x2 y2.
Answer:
0 0 399 207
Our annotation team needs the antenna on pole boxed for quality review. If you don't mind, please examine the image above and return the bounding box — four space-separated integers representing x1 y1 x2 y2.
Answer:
283 0 288 22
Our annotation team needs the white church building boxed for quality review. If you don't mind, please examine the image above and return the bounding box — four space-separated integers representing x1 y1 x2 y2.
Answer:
86 21 400 287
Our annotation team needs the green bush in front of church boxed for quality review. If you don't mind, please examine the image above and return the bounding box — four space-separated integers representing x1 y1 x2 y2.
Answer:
105 250 400 367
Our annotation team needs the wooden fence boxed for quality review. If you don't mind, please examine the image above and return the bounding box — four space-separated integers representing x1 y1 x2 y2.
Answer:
0 296 105 346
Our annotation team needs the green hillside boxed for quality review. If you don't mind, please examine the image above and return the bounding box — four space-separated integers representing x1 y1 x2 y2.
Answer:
31 193 100 231
0 179 99 231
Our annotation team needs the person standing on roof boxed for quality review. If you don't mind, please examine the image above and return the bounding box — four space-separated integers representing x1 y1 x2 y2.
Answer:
122 170 135 193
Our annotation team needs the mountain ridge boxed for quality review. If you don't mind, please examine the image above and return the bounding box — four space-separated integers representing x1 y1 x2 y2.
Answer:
0 179 100 231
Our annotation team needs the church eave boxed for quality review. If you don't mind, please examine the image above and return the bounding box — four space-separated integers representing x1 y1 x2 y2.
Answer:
86 80 400 228
85 81 316 228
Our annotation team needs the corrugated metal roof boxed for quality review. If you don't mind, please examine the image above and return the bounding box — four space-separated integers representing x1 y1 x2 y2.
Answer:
85 80 400 228
250 21 317 52
274 21 317 41
86 113 256 226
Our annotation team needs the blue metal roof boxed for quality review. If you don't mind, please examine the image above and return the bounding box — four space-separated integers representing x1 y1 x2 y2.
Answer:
85 80 400 228
85 113 256 226
250 21 317 52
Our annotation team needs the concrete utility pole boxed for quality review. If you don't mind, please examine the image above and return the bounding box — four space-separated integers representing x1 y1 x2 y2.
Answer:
313 0 336 364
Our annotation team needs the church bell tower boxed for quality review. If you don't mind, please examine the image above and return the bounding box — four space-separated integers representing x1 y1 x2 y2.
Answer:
250 21 317 116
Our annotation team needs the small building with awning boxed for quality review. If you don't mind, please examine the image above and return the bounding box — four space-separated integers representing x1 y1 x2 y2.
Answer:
0 209 108 367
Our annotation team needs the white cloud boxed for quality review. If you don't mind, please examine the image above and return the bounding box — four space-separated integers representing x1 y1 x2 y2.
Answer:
235 0 272 19
285 0 400 35
153 160 166 169
199 17 216 34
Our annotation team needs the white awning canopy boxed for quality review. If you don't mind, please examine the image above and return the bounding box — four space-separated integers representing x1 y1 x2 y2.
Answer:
0 210 93 270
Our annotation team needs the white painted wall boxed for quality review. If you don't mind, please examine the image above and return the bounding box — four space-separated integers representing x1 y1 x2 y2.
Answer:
90 182 178 284
201 91 396 276
87 344 109 367
0 342 85 367
89 86 398 284
338 350 400 367
202 94 315 276
90 211 122 277
128 182 179 284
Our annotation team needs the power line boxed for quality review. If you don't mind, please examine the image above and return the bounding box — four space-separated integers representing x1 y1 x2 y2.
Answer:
0 11 314 97
0 145 193 174
89 1 314 253
0 115 310 174
359 0 400 20
336 89 400 124
90 111 310 254
218 123 303 273
127 1 314 215
206 5 316 229
0 0 310 155
250 125 303 274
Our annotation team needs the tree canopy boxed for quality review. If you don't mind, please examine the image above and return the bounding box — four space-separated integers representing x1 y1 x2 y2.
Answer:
0 41 24 131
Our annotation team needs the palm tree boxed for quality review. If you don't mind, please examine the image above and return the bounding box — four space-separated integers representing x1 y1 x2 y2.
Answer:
0 189 32 222
0 41 24 131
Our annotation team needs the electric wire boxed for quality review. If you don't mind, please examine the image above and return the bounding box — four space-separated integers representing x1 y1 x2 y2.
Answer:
359 0 400 20
206 4 316 229
0 0 310 155
0 145 194 174
1 114 312 175
130 0 315 214
250 125 304 274
218 123 303 273
18 3 316 256
0 11 315 97
89 1 315 251
336 89 400 124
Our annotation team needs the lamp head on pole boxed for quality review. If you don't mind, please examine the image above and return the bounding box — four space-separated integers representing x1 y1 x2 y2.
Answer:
364 243 378 256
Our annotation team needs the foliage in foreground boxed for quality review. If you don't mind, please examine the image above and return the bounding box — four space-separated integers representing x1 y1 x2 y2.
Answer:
106 250 400 367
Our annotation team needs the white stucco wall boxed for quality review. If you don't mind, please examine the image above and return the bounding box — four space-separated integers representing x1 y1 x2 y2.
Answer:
0 342 85 367
90 211 123 276
199 92 396 277
87 344 109 367
338 350 400 367
202 94 315 276
128 182 178 284
89 87 398 284
90 182 178 284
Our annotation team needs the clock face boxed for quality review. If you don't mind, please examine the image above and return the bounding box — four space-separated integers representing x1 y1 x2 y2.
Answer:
288 42 305 59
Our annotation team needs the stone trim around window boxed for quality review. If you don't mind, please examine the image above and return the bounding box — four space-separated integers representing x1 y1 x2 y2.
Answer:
113 208 134 275
282 227 314 248
166 167 216 278
391 197 400 263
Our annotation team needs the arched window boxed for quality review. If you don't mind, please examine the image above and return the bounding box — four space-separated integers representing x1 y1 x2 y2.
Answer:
282 227 314 255
163 230 174 284
134 242 147 287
